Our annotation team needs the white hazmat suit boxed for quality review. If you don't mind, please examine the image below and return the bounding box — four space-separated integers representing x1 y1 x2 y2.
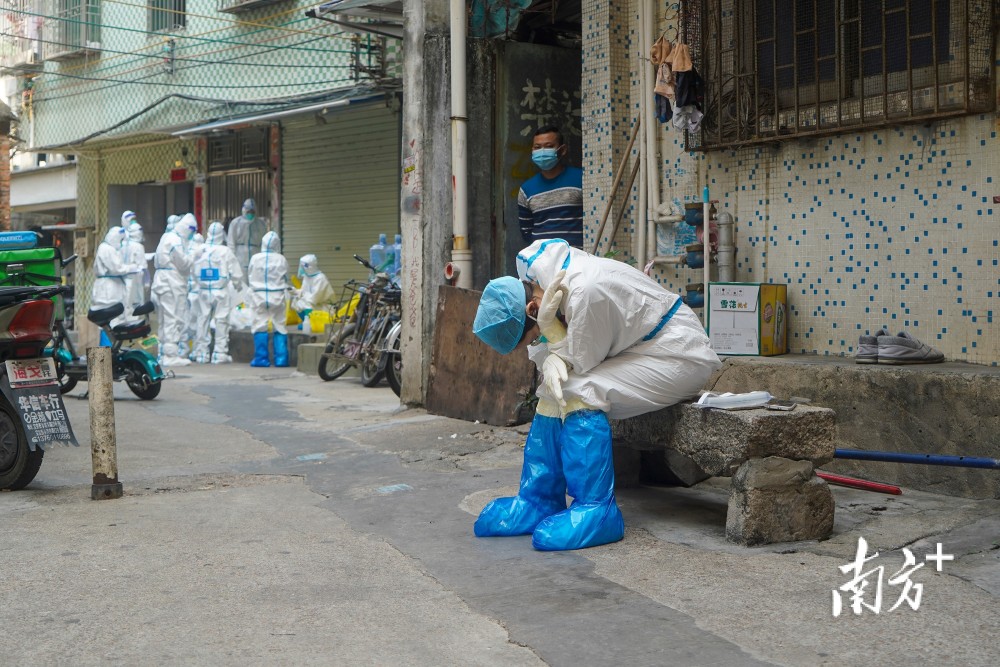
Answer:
151 213 198 367
247 231 289 367
291 254 334 329
123 220 148 325
227 198 260 276
472 238 721 552
516 239 721 420
192 222 244 364
91 226 141 328
182 233 206 359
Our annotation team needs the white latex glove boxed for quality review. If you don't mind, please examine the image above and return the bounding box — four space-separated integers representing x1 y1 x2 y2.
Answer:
541 353 569 408
537 269 567 342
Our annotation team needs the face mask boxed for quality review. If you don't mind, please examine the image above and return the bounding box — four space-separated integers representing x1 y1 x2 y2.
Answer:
531 147 561 171
245 213 255 221
298 266 306 278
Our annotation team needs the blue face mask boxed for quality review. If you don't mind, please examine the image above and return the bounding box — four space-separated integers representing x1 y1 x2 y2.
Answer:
531 148 561 171
245 213 255 221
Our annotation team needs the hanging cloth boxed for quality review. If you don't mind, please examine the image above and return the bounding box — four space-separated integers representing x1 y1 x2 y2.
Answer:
650 34 672 66
665 42 693 73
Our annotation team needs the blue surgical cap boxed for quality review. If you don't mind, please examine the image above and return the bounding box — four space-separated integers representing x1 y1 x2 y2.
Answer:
473 276 527 355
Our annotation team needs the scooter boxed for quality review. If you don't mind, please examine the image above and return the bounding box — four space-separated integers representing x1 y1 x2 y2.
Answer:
48 301 165 400
0 285 78 491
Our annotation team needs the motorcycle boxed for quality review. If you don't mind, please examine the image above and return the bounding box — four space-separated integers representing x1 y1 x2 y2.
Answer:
47 300 165 400
0 285 78 491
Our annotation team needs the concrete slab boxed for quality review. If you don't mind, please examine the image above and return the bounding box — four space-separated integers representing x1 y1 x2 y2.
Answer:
709 355 1000 499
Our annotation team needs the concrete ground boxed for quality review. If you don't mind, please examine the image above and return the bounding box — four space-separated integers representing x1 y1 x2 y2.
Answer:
1 363 997 666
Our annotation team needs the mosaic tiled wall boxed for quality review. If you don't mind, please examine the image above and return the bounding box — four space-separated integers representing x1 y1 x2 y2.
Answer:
29 1 378 147
582 0 999 366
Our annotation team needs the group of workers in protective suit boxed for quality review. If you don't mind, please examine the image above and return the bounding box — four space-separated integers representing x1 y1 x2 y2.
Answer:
90 198 335 369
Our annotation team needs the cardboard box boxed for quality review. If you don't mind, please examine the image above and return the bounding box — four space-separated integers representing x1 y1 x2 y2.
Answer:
708 282 787 356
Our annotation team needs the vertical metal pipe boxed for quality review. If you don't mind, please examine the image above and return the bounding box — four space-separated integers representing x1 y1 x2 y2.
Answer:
88 346 122 500
449 0 471 288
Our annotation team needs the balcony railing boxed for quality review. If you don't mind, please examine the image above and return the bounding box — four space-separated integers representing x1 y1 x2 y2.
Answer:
41 0 101 61
217 0 285 14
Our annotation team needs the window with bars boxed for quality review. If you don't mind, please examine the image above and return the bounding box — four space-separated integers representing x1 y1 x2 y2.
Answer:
696 0 996 150
148 0 186 33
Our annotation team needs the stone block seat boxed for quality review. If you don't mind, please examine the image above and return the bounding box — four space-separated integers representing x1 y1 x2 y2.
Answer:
611 403 837 546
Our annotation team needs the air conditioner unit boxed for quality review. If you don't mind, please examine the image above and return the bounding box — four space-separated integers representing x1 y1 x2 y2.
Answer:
16 50 39 66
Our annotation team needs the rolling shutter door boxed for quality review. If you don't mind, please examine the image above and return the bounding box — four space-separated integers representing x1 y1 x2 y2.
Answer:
281 103 400 291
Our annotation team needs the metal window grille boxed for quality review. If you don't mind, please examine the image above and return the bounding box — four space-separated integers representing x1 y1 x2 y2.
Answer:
40 0 101 59
694 0 996 150
148 0 186 33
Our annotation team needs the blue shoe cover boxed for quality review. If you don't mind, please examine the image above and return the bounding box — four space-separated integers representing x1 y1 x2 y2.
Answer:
474 414 566 537
250 332 271 367
273 332 289 367
531 501 625 551
531 409 625 551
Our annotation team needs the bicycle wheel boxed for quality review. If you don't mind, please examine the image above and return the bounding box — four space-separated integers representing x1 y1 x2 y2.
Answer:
318 323 356 382
360 350 384 387
384 337 401 397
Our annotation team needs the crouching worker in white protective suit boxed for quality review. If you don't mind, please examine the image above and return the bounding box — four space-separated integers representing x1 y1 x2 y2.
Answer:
92 226 143 338
191 222 244 364
151 213 198 367
247 231 290 367
472 238 722 551
290 254 335 330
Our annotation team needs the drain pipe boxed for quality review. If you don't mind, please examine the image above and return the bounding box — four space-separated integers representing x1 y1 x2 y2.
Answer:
716 211 735 282
701 186 711 327
637 0 654 267
449 0 472 288
641 0 687 268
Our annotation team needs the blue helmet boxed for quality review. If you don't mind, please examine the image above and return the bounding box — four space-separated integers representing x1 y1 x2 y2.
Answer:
473 276 527 355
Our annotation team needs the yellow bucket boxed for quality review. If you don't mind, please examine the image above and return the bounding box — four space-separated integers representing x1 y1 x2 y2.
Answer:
309 310 331 333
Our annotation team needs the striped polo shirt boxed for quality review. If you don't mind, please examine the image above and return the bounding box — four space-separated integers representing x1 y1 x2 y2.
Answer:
517 165 584 248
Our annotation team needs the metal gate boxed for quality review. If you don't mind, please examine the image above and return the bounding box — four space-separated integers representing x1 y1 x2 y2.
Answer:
281 102 400 288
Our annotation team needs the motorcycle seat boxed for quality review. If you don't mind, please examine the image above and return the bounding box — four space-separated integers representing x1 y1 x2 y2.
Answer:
111 323 151 340
88 303 125 325
133 301 154 317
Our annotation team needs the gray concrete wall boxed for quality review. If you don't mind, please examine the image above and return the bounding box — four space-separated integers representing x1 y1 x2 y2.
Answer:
466 40 498 289
708 357 1000 500
399 0 452 406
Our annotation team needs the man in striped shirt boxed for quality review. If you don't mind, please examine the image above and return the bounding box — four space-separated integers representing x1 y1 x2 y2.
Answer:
518 126 584 248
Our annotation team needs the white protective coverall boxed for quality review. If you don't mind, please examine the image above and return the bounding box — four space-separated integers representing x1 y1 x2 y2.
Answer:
151 214 197 366
515 238 721 420
92 226 140 327
182 233 206 358
122 221 148 325
192 222 244 364
291 254 335 321
246 231 289 335
227 198 260 276
472 238 722 552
